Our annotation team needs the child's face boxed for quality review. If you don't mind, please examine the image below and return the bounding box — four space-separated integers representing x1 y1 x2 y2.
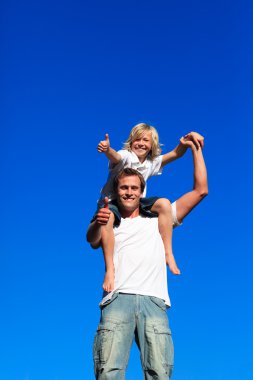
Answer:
131 131 152 162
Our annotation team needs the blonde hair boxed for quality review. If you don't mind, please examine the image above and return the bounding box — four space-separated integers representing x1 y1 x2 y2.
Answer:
123 123 162 160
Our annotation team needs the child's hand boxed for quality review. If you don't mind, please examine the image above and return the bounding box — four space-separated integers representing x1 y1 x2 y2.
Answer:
180 132 204 150
97 134 110 153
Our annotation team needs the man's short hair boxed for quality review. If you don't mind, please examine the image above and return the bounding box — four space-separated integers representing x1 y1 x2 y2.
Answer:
113 168 146 194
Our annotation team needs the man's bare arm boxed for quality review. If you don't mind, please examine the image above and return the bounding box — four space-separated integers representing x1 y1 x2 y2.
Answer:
86 198 111 248
175 143 208 223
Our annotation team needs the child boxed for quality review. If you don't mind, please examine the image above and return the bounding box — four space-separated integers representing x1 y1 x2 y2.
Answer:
96 123 200 292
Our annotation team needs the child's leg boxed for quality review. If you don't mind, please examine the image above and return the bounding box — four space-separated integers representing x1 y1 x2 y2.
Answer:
101 212 116 292
151 198 180 275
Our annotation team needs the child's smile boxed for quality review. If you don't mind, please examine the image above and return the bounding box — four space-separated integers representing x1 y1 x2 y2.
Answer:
131 132 152 163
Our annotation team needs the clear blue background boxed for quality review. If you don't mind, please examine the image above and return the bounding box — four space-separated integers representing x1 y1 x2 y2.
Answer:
1 1 252 379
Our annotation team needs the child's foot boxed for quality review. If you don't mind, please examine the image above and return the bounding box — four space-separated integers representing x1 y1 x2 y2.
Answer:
166 253 181 275
102 269 115 292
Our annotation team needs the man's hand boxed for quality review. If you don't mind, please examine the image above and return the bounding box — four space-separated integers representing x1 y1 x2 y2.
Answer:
97 134 110 153
180 132 204 150
95 197 111 225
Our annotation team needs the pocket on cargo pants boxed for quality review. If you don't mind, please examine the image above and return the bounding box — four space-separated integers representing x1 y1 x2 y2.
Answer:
93 320 118 372
144 322 174 378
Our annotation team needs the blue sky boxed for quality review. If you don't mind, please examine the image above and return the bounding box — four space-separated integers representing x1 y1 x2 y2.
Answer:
1 1 253 379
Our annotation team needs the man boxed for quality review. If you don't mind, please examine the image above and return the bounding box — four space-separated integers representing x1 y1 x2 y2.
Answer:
87 140 208 379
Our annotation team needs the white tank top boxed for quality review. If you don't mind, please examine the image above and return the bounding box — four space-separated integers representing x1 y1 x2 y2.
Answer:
101 216 171 306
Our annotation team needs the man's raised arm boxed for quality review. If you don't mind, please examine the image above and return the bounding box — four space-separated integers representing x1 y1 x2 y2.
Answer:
175 141 208 224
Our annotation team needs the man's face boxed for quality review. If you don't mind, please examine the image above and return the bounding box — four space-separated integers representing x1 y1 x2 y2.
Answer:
116 175 143 214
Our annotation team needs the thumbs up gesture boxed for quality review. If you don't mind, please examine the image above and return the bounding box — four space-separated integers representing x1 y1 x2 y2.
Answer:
103 196 109 209
95 197 111 225
97 133 110 153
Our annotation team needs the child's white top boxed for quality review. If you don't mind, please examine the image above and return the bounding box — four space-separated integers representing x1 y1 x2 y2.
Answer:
100 149 163 200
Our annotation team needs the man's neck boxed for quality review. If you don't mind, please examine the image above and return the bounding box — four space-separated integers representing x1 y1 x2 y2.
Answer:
119 207 140 219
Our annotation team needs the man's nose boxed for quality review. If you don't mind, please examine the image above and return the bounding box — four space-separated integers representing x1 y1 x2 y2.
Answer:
126 187 133 194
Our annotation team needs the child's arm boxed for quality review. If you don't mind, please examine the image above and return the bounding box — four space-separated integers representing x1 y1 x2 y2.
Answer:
161 131 204 168
97 133 122 164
